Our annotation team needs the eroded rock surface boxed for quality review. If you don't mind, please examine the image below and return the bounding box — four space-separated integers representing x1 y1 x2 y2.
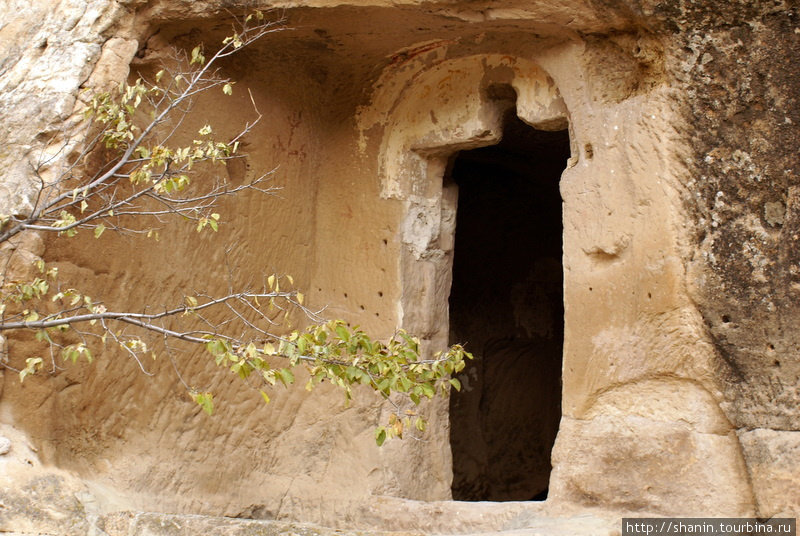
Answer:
0 0 798 533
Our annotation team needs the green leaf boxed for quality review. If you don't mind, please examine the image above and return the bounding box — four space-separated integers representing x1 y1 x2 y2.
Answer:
94 224 106 239
191 391 214 415
34 330 51 343
449 377 462 391
260 390 270 404
63 347 78 363
206 339 224 355
278 368 295 386
399 376 412 392
335 324 350 342
222 83 233 96
376 378 390 393
345 366 360 381
375 426 387 447
230 359 242 375
415 417 426 432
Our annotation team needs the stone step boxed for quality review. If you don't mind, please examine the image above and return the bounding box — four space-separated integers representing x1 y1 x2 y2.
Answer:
91 511 618 536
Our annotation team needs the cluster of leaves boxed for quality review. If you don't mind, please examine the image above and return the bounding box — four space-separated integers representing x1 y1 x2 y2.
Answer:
0 11 277 247
0 10 473 445
3 254 472 442
2 258 147 380
201 318 470 444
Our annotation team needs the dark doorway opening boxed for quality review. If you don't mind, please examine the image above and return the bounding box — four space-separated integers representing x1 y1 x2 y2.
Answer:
448 111 569 502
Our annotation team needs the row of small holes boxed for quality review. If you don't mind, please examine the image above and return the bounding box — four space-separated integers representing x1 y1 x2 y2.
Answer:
316 238 390 315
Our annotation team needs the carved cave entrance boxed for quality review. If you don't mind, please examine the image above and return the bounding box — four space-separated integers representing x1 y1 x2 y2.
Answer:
448 111 569 501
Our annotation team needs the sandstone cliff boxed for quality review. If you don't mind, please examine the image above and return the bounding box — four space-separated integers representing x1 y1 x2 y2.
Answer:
0 0 797 534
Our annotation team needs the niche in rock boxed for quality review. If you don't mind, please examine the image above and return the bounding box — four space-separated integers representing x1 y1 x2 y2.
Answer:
448 111 569 502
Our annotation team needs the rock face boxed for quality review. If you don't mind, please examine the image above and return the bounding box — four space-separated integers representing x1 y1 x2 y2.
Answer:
0 0 134 216
0 0 798 533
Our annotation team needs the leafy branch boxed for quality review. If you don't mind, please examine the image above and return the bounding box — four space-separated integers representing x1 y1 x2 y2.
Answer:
0 11 471 444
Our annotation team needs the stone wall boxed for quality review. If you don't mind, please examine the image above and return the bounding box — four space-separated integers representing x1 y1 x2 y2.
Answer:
0 0 797 532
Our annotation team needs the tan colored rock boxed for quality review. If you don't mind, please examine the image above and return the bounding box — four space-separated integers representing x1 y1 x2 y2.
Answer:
0 0 798 534
550 380 754 515
551 415 754 515
0 0 129 216
83 37 139 92
92 508 618 536
0 424 99 535
0 231 46 284
738 429 800 518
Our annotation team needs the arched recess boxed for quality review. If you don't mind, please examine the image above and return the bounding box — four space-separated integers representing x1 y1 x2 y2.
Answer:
360 53 572 498
370 54 569 346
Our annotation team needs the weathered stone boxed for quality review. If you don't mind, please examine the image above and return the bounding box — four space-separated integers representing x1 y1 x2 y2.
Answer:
91 509 618 536
0 0 797 534
551 417 754 516
0 425 96 535
0 0 129 216
548 380 754 515
738 429 800 518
